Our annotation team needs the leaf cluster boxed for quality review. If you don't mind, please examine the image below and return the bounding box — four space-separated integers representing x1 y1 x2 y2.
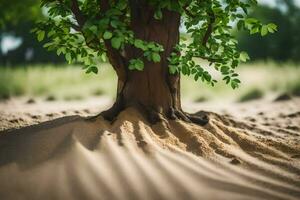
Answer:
166 0 276 89
34 0 276 89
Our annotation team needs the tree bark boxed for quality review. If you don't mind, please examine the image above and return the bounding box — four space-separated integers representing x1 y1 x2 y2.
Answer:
100 2 208 125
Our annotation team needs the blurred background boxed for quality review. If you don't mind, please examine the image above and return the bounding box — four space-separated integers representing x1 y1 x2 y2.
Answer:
0 0 300 104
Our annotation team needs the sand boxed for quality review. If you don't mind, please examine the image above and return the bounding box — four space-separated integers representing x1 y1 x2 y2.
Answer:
0 97 299 200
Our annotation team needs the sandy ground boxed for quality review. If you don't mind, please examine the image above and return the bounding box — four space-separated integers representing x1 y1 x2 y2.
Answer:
0 96 299 200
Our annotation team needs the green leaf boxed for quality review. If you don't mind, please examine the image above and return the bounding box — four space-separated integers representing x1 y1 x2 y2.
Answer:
103 31 113 39
203 72 211 82
86 66 98 74
221 66 229 74
43 42 53 48
194 74 199 81
110 20 118 28
245 18 258 24
152 53 161 62
101 53 107 62
91 66 98 74
134 39 144 49
89 25 98 34
223 76 231 84
237 20 244 30
250 26 259 34
111 37 122 49
37 31 45 42
267 23 277 33
239 51 250 62
117 0 127 10
147 42 156 49
169 65 177 74
47 30 55 37
261 25 268 36
231 80 239 89
83 57 92 66
65 52 72 63
154 9 162 20
232 78 241 83
129 59 144 71
56 48 64 56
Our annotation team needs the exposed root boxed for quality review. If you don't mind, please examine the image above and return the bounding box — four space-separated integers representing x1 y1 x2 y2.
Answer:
140 105 164 124
186 112 209 126
87 98 124 122
174 109 191 122
100 103 123 121
82 107 300 166
167 109 209 126
89 103 209 127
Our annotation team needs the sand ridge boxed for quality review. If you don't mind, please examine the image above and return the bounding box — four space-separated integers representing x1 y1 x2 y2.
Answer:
0 102 299 200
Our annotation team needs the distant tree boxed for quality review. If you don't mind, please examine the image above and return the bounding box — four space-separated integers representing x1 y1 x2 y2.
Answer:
238 0 300 62
0 0 64 65
34 0 275 122
0 0 41 29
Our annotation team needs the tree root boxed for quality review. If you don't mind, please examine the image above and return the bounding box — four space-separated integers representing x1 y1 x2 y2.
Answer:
100 103 123 122
186 112 209 126
140 106 209 126
178 111 209 126
87 99 124 122
88 103 209 127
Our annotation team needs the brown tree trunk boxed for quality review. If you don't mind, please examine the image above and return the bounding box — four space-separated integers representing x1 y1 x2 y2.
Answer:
100 1 208 125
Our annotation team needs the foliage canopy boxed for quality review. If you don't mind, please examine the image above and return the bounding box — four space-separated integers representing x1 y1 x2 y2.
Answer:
33 0 276 89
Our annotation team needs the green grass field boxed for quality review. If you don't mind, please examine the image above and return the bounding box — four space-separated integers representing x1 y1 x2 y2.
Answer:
0 61 300 102
0 63 117 100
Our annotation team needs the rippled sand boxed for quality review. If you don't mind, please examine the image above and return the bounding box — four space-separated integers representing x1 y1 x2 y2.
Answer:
0 98 300 200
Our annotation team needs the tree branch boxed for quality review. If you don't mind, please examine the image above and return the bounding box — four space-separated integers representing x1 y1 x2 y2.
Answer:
104 41 127 81
70 0 86 28
67 22 81 31
183 6 196 18
183 4 215 47
57 0 127 81
202 10 215 46
57 0 98 50
99 0 110 11
57 0 86 28
100 0 127 82
192 55 222 63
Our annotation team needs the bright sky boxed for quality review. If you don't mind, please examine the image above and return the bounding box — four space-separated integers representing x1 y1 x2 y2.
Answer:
1 36 22 55
260 0 279 7
260 0 300 7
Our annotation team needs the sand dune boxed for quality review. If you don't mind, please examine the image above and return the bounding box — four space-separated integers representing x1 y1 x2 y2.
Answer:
0 104 300 199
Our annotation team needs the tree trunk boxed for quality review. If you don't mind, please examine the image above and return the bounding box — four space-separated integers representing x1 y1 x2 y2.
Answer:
101 2 208 125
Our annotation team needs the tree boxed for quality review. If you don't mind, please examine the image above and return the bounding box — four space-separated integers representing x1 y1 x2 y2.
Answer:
0 21 66 65
0 0 39 64
0 0 41 29
34 0 276 124
0 0 65 65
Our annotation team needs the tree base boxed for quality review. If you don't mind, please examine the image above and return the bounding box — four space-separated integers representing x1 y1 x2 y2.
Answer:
90 103 209 126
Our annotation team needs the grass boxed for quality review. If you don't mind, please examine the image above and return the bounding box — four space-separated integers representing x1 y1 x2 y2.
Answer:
0 63 117 100
0 61 300 102
181 61 300 102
